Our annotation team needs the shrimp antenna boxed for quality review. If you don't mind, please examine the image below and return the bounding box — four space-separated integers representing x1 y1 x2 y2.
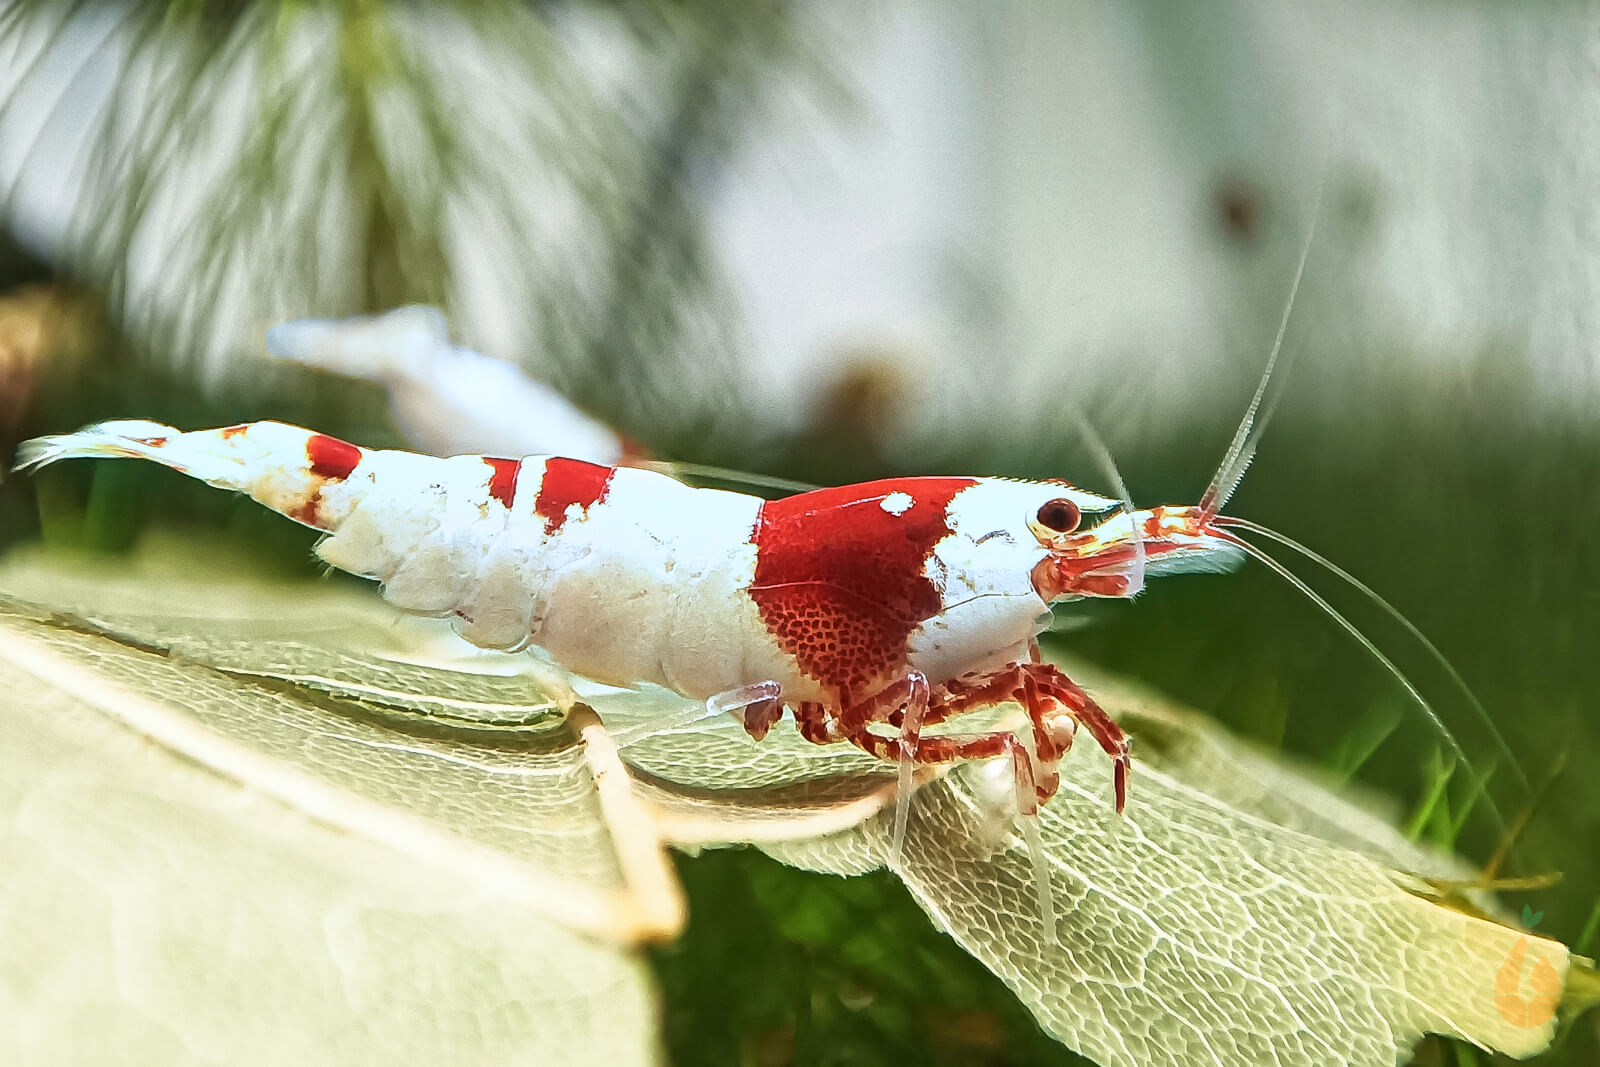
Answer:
1199 177 1325 520
1209 527 1513 831
1215 515 1529 793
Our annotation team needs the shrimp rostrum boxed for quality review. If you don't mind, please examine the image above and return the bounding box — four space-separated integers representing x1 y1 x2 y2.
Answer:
14 418 1252 816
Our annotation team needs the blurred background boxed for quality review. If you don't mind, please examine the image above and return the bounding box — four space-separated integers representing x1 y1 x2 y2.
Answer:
1 1 1595 1063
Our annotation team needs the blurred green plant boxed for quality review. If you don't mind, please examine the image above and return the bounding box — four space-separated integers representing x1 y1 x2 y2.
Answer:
0 0 835 441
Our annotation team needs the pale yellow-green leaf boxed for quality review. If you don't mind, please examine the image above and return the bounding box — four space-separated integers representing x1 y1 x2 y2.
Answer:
0 555 666 1066
0 543 1576 1067
1059 663 1478 881
759 694 1567 1066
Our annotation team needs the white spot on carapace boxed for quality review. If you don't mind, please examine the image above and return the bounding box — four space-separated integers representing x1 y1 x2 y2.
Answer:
880 491 914 516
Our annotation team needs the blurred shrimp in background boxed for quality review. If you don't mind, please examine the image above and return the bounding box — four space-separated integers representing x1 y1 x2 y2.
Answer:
1 2 1597 1063
263 305 629 464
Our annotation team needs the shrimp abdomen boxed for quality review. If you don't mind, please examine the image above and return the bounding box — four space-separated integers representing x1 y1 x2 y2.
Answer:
17 420 518 624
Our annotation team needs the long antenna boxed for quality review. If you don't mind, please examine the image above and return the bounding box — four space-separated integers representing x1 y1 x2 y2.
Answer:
1199 177 1326 519
1216 515 1529 794
1211 528 1510 832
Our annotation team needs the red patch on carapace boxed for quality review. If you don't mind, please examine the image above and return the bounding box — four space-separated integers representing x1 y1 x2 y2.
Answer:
306 434 362 480
219 423 250 439
484 457 520 507
749 477 976 696
535 457 614 533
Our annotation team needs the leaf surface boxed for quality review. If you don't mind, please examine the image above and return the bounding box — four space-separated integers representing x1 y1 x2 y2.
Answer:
0 552 663 1067
0 546 1575 1066
758 689 1567 1066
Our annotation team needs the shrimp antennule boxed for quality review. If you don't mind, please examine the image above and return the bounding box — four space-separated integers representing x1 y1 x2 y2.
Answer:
1199 178 1324 520
1066 409 1146 598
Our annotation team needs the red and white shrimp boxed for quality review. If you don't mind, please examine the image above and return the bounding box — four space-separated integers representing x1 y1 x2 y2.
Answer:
18 418 1243 817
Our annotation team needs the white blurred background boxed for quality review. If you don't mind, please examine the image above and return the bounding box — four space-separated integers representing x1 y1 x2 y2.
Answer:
2 0 1593 459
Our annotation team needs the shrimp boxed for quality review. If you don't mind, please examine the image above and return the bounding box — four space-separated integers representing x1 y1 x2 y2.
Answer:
15 419 1195 816
32 214 1542 860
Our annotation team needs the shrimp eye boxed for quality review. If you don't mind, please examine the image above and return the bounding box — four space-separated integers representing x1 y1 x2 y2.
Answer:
1036 498 1081 534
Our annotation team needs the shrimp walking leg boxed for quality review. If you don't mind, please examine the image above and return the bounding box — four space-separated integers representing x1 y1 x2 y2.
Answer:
1021 664 1131 812
715 680 785 740
792 701 835 744
846 727 1042 814
845 707 1062 930
786 677 929 746
938 662 1129 812
611 680 782 745
889 671 930 866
